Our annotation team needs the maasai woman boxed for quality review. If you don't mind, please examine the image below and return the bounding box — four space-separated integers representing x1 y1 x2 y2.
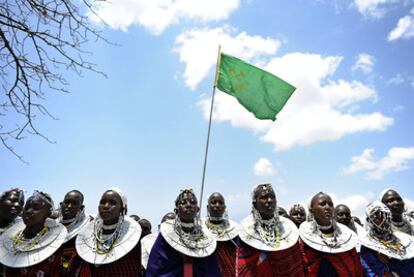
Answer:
237 184 306 277
204 192 238 277
0 191 67 276
380 188 414 235
334 204 364 234
289 203 306 228
139 218 152 238
76 187 142 276
277 206 289 218
300 192 362 277
0 188 24 235
359 201 414 276
56 190 90 276
146 188 220 277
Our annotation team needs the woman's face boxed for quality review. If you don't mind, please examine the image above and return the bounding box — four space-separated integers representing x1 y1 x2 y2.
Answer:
207 193 226 218
255 188 276 218
311 194 334 226
99 191 123 225
382 190 404 217
0 191 23 220
60 191 83 220
176 192 199 223
335 205 352 226
371 209 391 231
290 207 306 227
22 198 50 227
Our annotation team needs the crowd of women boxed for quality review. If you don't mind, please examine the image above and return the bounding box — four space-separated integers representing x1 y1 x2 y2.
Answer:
0 184 413 276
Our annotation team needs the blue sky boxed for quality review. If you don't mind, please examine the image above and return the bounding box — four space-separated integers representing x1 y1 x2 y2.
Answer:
2 0 414 226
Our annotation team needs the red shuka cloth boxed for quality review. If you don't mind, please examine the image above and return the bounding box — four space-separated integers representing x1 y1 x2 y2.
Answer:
302 242 363 277
216 240 237 277
2 251 63 277
79 243 142 277
237 240 306 277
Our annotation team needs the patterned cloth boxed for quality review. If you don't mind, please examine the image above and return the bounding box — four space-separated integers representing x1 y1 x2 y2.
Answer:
360 245 414 277
2 252 63 277
146 233 221 277
79 243 142 277
237 239 306 277
48 237 83 277
216 240 237 277
302 243 363 277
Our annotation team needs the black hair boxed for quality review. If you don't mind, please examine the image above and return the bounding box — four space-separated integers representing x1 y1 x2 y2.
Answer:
310 192 327 209
335 204 350 212
174 189 197 208
1 188 24 206
65 190 84 204
161 212 176 223
27 191 53 215
252 184 275 203
207 192 225 205
138 218 152 229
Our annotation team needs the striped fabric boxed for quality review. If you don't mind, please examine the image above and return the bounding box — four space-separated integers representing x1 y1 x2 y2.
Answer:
216 240 237 277
237 240 306 277
302 243 363 277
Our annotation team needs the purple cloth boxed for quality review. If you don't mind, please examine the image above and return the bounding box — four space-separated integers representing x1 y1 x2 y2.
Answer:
360 245 414 277
146 233 221 277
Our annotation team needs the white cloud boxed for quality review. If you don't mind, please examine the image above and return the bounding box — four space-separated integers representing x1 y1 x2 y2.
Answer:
387 74 405 85
392 105 405 112
343 147 414 180
404 198 414 211
89 0 240 34
174 26 281 89
330 192 374 218
253 158 277 177
353 0 398 18
178 27 394 151
352 53 375 74
388 9 414 41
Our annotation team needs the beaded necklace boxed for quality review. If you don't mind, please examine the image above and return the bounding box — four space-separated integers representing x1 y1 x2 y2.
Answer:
252 208 282 248
11 226 49 253
205 218 230 237
312 220 341 248
93 216 123 254
368 231 407 256
174 217 208 250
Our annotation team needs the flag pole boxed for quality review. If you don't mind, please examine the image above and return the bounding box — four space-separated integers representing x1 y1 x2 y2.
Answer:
198 45 221 215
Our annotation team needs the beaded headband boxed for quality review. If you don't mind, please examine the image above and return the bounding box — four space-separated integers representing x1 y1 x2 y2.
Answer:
366 200 392 231
30 191 54 212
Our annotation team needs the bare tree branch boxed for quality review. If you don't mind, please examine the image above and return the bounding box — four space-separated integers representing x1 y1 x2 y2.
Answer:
0 0 108 162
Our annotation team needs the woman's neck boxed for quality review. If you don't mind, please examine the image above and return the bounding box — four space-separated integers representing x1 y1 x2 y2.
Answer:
209 215 224 225
179 217 195 233
259 213 273 221
23 223 45 239
392 214 403 223
102 217 120 234
316 219 333 234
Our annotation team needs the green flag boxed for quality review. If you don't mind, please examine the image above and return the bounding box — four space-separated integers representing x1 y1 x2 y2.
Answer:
216 53 296 121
